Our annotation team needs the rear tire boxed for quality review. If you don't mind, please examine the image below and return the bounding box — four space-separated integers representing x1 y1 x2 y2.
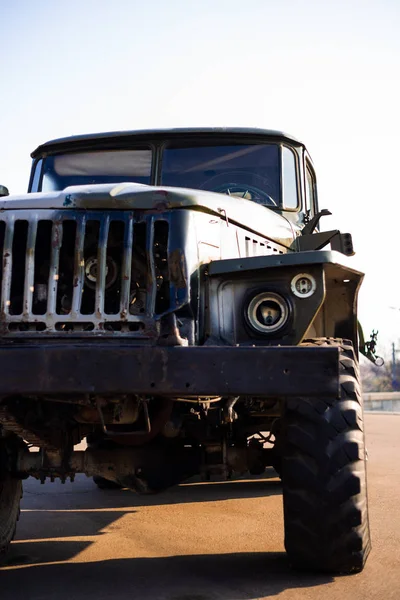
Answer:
281 339 371 573
0 477 22 560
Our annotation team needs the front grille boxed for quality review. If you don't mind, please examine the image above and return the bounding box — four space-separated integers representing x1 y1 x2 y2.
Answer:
0 211 170 336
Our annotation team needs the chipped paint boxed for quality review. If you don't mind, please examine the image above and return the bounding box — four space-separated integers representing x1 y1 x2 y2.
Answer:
63 194 75 207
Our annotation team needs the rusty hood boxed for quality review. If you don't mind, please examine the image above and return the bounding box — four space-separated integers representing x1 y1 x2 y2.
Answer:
0 183 298 248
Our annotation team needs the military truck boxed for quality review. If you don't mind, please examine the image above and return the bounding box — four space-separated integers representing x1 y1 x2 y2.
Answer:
0 128 371 572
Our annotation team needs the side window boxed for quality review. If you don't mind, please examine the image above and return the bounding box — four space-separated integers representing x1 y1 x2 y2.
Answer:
30 159 43 192
282 146 298 209
305 162 316 215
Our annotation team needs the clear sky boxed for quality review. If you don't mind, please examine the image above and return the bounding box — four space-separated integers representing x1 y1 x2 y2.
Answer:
1 0 399 357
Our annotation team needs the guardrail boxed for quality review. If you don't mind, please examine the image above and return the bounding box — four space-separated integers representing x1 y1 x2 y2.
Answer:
363 392 400 412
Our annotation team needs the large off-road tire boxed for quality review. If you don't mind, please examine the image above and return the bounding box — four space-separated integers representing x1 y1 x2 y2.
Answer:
281 339 371 574
0 477 22 560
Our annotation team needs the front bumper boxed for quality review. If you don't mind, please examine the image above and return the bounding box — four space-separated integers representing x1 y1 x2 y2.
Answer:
0 344 339 398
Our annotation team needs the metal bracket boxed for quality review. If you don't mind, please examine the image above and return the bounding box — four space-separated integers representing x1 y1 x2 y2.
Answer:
96 399 151 437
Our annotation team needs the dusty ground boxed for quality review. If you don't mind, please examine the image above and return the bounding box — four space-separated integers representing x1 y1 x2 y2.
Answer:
0 414 399 600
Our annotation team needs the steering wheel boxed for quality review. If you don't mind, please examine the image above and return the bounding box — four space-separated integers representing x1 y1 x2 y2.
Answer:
200 171 277 207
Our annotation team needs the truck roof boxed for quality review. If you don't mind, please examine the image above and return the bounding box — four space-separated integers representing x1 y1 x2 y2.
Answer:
31 128 305 158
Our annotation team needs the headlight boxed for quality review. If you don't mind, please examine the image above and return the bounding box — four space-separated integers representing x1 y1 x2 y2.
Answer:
246 292 289 334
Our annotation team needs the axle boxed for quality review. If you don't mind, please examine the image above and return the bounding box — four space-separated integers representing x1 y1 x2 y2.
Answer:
15 443 275 490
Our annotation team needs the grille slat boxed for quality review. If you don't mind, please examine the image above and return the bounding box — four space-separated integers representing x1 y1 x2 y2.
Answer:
95 216 110 316
71 216 86 318
1 218 14 317
120 217 133 318
47 222 63 316
23 219 38 316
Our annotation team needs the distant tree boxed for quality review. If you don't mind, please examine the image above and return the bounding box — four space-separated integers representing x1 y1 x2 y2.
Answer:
360 357 400 392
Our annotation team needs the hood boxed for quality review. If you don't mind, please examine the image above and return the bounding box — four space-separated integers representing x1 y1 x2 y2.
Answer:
0 183 299 248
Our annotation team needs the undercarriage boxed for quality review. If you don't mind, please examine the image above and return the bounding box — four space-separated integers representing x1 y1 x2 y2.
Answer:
0 343 338 489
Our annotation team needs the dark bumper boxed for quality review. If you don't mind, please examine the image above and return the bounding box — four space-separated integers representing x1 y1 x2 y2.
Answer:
0 344 340 397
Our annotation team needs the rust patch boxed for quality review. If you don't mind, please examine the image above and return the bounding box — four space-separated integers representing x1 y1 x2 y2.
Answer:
154 202 169 212
52 224 62 249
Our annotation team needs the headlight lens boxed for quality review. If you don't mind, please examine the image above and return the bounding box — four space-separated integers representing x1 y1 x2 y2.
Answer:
247 292 289 334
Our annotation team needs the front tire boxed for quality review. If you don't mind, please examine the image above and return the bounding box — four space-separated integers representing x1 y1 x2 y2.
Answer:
281 339 371 573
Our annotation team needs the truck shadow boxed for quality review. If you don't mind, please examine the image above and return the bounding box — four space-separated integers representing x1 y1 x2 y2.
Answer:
0 475 336 599
0 552 334 600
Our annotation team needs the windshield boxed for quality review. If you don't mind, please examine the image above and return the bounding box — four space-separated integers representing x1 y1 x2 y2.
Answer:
41 149 152 191
161 144 280 207
35 142 285 208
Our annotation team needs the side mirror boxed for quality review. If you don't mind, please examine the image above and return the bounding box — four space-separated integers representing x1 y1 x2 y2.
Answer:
0 185 9 197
